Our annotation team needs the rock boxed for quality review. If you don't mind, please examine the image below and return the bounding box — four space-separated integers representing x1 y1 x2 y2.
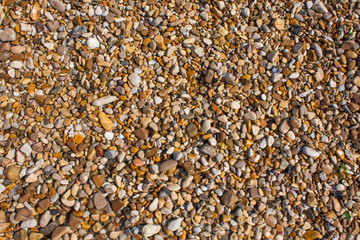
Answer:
49 0 66 12
51 226 72 240
279 119 290 134
312 0 328 13
93 192 107 210
92 175 105 188
39 211 51 228
303 146 321 158
20 219 37 228
314 68 324 81
86 38 100 49
4 166 20 182
0 28 16 42
200 145 217 156
201 119 211 132
142 224 161 237
15 208 33 221
148 198 158 212
93 96 118 106
29 232 44 240
167 218 182 231
20 143 32 156
104 149 116 159
265 216 277 228
273 18 284 30
304 230 322 240
133 128 149 139
128 73 141 87
0 223 9 232
14 229 27 240
111 199 123 213
186 123 198 137
159 160 177 172
221 190 239 208
99 112 113 131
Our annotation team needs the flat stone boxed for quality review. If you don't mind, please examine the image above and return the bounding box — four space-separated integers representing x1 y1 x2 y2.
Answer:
99 112 113 131
15 208 33 221
159 160 177 172
167 218 182 231
186 123 198 137
51 226 72 240
4 166 20 182
128 73 141 87
133 128 149 139
303 146 321 158
143 224 161 237
200 145 217 156
93 96 118 106
93 192 107 210
0 28 16 42
304 230 322 240
49 0 66 12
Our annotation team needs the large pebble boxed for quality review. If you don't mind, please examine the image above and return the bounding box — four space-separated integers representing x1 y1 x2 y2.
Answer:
0 28 16 42
49 0 66 12
93 96 118 106
128 73 141 87
142 224 161 237
167 218 182 231
303 146 321 158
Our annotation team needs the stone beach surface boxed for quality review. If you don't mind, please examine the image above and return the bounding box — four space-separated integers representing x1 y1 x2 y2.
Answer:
0 0 360 240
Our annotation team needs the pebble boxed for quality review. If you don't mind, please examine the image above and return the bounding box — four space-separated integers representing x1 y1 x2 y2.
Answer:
52 226 72 240
128 73 141 87
0 28 16 42
142 224 161 237
303 146 321 158
167 218 182 232
93 192 107 210
93 96 118 106
49 0 66 12
86 38 100 50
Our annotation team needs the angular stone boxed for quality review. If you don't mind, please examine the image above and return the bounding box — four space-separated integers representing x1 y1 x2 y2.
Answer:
99 112 113 131
159 160 177 172
221 190 239 208
133 128 149 139
93 192 107 210
186 123 198 137
200 145 216 156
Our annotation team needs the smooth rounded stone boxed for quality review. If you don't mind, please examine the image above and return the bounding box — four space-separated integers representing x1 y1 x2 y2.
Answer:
15 208 33 221
49 0 66 12
93 96 118 106
10 61 23 69
336 184 345 191
244 112 257 121
133 128 149 139
29 232 44 240
312 0 328 13
93 192 107 210
39 211 51 228
148 198 158 212
242 7 250 17
173 151 183 161
231 101 240 109
186 123 198 137
311 43 323 59
167 218 182 231
128 73 141 87
279 120 290 134
159 160 177 172
20 219 37 229
200 145 216 156
201 120 211 132
0 28 16 42
104 132 114 140
86 38 100 50
99 112 113 131
4 166 20 182
52 226 72 240
143 224 161 237
323 164 333 174
303 146 321 158
10 46 25 54
104 150 116 159
319 172 326 181
0 52 10 61
265 215 277 228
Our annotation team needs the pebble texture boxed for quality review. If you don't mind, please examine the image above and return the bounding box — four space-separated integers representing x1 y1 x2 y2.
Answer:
0 0 359 240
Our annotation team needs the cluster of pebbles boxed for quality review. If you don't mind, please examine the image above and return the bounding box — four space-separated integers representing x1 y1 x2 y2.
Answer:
0 0 360 239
